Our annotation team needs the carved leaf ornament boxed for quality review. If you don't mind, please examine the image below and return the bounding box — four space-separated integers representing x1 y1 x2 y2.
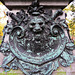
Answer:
0 0 75 75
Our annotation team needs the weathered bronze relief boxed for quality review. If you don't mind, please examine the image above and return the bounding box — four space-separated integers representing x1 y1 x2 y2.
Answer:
0 0 75 75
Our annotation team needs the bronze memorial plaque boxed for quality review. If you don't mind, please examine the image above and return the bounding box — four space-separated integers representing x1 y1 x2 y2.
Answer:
0 0 75 75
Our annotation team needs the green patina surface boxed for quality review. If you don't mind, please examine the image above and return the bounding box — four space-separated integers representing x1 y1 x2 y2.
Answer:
70 65 72 69
0 73 19 75
0 0 75 75
57 67 63 72
0 40 2 45
0 70 23 75
0 69 67 75
56 72 66 75
56 67 66 75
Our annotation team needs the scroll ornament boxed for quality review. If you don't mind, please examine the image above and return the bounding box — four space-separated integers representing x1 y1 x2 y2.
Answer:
0 0 75 75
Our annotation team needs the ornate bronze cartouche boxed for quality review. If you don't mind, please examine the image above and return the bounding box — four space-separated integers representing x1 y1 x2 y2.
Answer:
0 0 75 75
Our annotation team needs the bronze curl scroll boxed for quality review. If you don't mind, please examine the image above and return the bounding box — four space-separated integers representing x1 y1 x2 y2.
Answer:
0 0 75 75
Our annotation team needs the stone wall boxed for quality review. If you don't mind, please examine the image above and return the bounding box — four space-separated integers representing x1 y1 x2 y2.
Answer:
4 0 69 12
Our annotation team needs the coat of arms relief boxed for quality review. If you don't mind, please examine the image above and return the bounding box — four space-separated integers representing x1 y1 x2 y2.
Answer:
0 0 75 75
